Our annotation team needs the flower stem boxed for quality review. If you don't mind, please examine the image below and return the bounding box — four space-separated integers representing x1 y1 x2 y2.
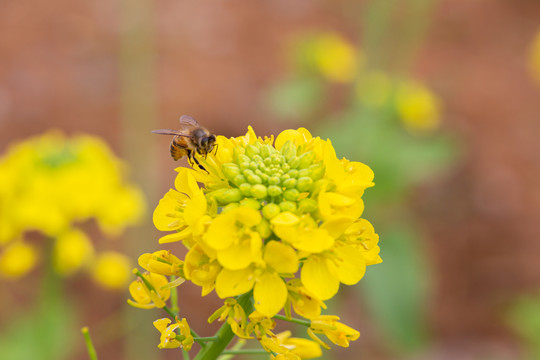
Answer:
221 349 268 355
193 292 253 360
81 327 98 360
273 314 311 327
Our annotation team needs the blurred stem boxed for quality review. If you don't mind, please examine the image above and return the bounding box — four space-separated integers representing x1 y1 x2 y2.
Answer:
170 275 180 315
119 0 158 359
81 327 99 360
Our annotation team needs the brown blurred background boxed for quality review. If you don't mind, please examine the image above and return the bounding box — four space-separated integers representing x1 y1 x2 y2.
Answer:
1 0 540 359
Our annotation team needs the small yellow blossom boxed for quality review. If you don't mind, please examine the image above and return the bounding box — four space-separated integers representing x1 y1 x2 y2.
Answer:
309 315 360 348
153 318 194 350
276 331 323 359
128 272 171 309
0 240 38 279
138 250 184 277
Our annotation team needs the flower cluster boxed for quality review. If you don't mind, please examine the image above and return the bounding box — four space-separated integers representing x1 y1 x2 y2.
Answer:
0 131 144 288
131 126 380 358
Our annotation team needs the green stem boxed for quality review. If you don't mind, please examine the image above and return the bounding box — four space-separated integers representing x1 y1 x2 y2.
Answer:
273 314 311 327
194 336 219 342
81 327 98 360
221 349 268 355
193 292 253 360
170 275 180 314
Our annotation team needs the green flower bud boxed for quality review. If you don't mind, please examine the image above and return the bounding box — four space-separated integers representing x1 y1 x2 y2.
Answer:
268 176 280 185
298 151 315 169
287 169 299 178
298 169 310 178
256 219 272 238
282 164 291 172
279 201 297 212
309 163 325 181
296 177 313 192
298 198 318 213
245 144 260 158
233 174 247 187
289 157 300 169
222 163 241 181
222 202 239 213
239 183 252 196
240 198 261 210
250 184 268 199
282 178 297 189
271 154 283 165
247 173 263 185
233 147 246 163
238 154 250 164
249 161 258 170
252 155 263 163
283 188 300 202
280 140 297 161
215 188 243 204
239 162 250 171
261 173 269 183
262 203 281 219
260 144 272 158
267 185 283 197
263 157 272 166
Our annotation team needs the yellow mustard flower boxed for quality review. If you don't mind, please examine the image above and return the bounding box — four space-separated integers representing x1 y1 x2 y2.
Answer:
153 318 194 350
0 240 38 279
276 330 323 359
139 125 378 357
308 315 360 348
128 272 170 309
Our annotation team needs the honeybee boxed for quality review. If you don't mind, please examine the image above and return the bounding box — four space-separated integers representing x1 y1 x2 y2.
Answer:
152 115 216 171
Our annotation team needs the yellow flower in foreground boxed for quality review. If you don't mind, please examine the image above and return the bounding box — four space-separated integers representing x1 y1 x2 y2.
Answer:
153 318 194 350
138 125 378 357
0 241 38 279
128 272 170 309
309 315 360 348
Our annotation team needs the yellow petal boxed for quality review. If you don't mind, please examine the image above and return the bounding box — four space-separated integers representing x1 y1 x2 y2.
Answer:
254 271 287 317
334 245 366 285
263 241 298 274
215 267 255 298
301 256 339 300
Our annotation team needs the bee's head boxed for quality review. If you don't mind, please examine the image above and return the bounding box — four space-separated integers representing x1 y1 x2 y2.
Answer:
198 134 216 155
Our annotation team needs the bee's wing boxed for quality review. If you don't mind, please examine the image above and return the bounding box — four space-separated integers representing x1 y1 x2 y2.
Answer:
179 115 200 128
152 129 190 136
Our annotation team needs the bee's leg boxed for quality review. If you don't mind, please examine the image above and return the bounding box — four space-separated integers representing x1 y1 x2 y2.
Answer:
213 144 219 156
190 152 209 173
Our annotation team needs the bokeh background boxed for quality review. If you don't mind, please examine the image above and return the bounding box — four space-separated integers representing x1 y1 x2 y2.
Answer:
1 0 540 359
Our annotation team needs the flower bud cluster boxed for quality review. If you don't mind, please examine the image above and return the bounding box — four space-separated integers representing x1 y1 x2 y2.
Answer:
210 141 324 218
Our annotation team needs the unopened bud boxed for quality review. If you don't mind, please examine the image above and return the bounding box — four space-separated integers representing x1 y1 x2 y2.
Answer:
283 189 300 202
262 203 281 219
222 163 241 181
267 185 283 197
296 177 313 192
279 201 297 212
250 184 268 199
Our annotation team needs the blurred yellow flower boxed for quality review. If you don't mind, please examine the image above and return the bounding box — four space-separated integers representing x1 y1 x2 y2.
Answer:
53 228 95 276
529 28 540 85
0 241 38 279
91 252 132 290
299 33 362 83
396 80 441 133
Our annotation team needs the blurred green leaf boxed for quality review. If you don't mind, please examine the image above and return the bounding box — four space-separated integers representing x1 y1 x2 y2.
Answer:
507 295 540 360
0 276 77 360
263 77 324 121
359 223 430 353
